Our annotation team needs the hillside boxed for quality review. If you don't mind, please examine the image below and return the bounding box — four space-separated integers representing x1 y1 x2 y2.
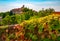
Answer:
0 14 60 41
0 6 60 41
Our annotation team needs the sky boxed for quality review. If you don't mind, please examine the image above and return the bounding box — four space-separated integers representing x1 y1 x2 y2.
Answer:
0 0 60 12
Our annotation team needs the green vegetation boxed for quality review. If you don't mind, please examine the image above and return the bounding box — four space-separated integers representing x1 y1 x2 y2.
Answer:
0 7 60 41
0 7 54 26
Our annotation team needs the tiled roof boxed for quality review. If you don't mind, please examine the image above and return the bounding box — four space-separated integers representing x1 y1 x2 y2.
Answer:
11 8 22 12
53 12 60 14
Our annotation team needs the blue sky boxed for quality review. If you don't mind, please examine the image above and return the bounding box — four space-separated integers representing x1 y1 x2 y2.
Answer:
0 0 60 12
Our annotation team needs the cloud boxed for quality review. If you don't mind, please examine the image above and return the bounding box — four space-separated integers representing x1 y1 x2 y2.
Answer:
0 1 60 12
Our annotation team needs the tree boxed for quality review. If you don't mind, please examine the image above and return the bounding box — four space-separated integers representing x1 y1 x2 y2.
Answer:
0 12 10 18
2 15 11 25
38 8 55 17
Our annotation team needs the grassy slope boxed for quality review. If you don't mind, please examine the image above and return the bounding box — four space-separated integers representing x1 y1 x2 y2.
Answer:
0 14 60 28
20 14 60 26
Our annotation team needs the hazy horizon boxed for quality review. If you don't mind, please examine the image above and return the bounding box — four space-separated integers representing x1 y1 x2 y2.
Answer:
0 0 60 12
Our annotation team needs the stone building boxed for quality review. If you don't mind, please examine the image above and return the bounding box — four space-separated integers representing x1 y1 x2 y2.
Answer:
10 5 24 14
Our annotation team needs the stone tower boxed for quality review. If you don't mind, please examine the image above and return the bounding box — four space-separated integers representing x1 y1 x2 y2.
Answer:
22 5 24 8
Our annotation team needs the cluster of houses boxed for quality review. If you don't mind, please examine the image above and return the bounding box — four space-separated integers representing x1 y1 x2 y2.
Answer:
10 5 25 14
